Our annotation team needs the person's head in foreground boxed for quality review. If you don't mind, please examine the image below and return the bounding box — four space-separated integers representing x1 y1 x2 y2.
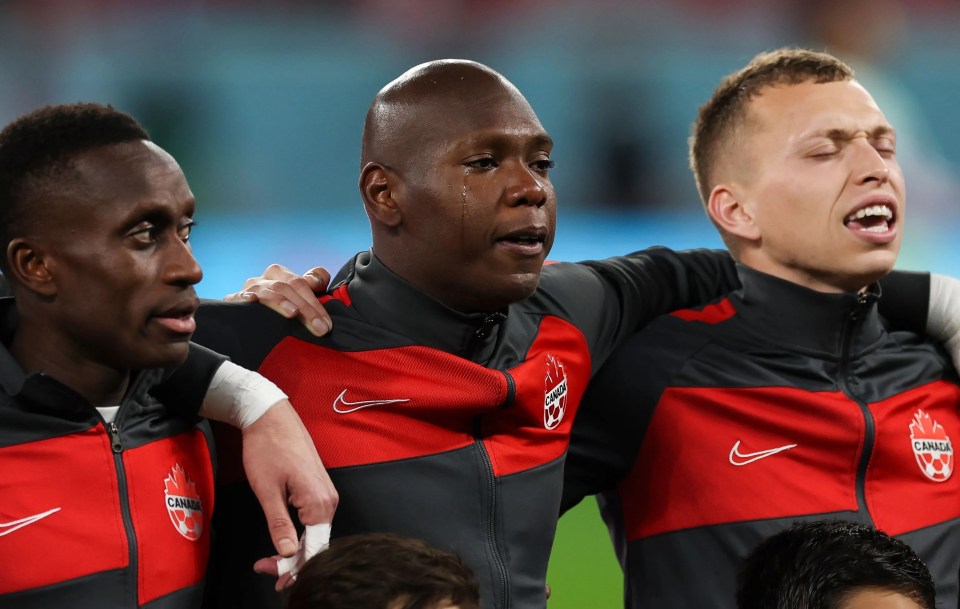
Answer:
737 520 936 609
285 532 480 609
360 58 555 313
690 47 903 293
0 103 200 403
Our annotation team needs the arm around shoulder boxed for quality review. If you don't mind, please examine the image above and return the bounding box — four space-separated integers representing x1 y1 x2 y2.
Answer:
578 246 740 335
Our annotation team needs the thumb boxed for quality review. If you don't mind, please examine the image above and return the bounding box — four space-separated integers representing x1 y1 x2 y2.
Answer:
260 493 299 557
253 555 281 577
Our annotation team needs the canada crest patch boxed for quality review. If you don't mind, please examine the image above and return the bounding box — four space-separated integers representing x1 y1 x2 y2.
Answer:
544 354 568 430
909 409 953 482
164 464 203 540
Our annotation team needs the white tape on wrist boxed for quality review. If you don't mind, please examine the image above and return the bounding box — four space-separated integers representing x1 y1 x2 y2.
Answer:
201 361 288 429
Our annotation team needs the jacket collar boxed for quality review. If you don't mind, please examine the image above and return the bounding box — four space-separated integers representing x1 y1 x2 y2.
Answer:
733 264 885 355
336 251 505 363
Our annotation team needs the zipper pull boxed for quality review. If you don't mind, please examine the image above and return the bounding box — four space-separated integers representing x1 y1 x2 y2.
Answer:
849 291 873 321
474 313 506 339
108 422 123 453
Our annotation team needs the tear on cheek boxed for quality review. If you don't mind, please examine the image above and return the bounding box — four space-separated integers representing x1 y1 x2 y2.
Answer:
460 171 470 242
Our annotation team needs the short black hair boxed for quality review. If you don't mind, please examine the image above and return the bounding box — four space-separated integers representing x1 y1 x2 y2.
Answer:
737 520 936 609
0 103 149 272
285 532 480 609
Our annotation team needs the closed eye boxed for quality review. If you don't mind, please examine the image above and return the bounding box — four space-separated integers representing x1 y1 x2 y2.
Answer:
873 137 897 157
808 145 839 158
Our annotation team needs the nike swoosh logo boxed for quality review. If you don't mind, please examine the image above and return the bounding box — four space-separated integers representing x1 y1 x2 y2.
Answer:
333 389 410 414
0 507 61 537
728 440 797 466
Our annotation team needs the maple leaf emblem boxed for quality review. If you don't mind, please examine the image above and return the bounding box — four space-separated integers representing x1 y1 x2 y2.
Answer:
164 464 203 540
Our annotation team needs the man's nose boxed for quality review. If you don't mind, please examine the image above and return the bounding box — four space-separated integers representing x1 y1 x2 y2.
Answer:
505 162 547 207
165 237 203 287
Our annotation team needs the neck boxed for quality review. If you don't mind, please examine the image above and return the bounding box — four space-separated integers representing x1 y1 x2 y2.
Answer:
370 248 473 312
739 255 875 295
10 322 129 406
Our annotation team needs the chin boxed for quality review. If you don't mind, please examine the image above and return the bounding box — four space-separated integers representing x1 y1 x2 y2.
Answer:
135 342 192 371
470 276 540 312
830 246 893 284
840 266 896 293
860 252 898 282
506 273 541 302
165 342 193 365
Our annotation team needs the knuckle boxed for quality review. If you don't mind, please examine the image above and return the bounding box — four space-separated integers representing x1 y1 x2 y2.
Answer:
289 277 311 292
265 263 293 279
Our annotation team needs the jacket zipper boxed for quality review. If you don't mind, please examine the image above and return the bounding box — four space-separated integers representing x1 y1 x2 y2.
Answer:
466 313 506 363
106 418 139 607
837 292 875 522
472 371 516 609
476 443 511 609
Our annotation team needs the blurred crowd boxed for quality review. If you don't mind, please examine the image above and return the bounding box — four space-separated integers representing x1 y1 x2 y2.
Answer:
0 0 958 218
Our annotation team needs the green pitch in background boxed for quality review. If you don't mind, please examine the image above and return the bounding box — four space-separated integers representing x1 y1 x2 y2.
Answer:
547 499 623 608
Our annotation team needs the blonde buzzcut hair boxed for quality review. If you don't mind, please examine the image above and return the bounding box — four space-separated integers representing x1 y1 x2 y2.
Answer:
689 48 855 206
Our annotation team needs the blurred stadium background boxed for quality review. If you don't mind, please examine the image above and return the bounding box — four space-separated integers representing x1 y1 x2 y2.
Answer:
3 1 958 606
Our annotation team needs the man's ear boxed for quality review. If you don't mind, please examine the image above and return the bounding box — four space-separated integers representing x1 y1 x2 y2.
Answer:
359 162 401 228
7 238 57 297
707 184 760 242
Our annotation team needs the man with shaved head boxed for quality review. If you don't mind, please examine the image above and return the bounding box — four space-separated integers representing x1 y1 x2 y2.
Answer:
357 60 559 313
195 59 947 609
195 59 743 609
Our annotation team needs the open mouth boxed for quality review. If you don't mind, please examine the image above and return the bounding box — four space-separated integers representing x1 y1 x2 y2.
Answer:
500 233 546 246
497 229 548 256
844 203 895 234
498 223 548 245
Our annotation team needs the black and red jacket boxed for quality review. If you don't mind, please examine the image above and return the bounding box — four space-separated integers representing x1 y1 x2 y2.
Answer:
0 301 223 609
194 248 742 609
563 265 960 608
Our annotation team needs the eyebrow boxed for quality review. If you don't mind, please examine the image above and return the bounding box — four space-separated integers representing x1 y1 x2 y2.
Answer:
466 131 554 150
121 198 196 227
531 133 554 149
811 125 896 141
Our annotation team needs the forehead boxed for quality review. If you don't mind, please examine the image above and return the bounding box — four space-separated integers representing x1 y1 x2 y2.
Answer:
747 79 890 137
841 588 923 609
71 140 185 193
58 140 193 221
418 88 549 148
